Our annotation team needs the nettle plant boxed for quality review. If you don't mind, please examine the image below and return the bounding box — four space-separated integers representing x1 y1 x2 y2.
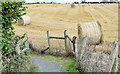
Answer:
1 2 27 71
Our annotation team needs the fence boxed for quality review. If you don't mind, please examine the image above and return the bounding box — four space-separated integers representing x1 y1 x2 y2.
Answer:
47 30 77 56
0 32 30 73
74 21 120 72
74 36 120 72
46 21 120 72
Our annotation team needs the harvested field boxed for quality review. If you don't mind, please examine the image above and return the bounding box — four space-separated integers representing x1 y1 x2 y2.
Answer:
13 4 118 52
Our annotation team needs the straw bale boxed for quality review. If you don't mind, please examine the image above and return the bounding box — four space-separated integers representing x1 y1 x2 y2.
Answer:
18 15 31 26
80 47 110 72
71 3 76 8
78 21 103 44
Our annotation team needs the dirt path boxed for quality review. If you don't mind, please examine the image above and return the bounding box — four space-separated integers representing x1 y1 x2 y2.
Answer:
31 56 65 72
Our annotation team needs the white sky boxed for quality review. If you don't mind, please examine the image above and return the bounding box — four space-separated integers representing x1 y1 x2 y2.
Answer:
25 0 120 3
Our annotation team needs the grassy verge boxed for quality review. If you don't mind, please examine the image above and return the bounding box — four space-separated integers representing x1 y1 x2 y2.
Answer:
44 55 78 72
30 53 41 57
30 64 39 72
30 53 79 72
29 53 39 72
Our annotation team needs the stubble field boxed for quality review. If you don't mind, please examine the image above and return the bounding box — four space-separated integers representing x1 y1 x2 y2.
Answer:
13 4 118 50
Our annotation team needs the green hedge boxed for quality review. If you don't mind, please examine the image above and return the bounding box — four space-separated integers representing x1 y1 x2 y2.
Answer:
0 1 31 72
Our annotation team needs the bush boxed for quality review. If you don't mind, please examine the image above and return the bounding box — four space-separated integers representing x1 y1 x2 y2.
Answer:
1 1 32 72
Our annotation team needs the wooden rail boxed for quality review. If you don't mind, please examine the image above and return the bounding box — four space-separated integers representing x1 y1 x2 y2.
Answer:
47 30 77 56
49 37 64 39
66 35 73 43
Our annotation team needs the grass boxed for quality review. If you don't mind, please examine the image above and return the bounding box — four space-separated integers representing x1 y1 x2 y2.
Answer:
30 64 39 72
65 60 79 72
30 53 40 72
44 55 64 62
30 53 41 57
33 53 79 72
30 53 79 72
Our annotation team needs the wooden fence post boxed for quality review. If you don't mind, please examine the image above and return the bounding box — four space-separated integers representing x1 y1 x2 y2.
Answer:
64 30 69 56
0 51 3 73
113 50 118 72
108 40 118 72
72 36 77 52
72 36 78 57
47 31 52 54
110 41 120 72
74 36 88 70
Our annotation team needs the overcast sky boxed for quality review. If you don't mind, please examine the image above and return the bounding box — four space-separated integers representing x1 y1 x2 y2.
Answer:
25 0 120 3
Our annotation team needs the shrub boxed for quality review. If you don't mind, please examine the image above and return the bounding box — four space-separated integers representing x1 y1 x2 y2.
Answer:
1 1 30 72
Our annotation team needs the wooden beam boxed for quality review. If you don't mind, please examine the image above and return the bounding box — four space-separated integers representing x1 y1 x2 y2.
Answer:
72 36 78 60
108 40 118 72
49 37 64 39
64 30 69 56
74 36 88 70
47 31 52 54
72 36 77 52
67 35 73 42
112 41 120 72
41 47 49 53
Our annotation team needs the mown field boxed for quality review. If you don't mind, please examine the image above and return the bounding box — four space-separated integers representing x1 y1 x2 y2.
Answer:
13 4 118 50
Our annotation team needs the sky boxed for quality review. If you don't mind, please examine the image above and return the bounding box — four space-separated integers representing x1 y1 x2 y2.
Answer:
25 0 120 3
25 0 103 3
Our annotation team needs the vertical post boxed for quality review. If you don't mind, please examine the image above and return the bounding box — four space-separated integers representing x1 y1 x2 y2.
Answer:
25 32 29 48
72 36 78 57
112 50 118 72
111 41 119 72
108 40 118 72
64 30 69 56
0 51 3 73
74 36 87 70
118 41 120 58
47 31 52 54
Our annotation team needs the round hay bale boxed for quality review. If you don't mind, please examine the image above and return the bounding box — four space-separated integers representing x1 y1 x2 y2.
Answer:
78 21 103 44
82 4 85 7
36 5 39 7
18 15 31 26
80 47 110 72
119 6 120 9
88 3 90 6
71 3 76 8
101 3 104 6
55 5 57 7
